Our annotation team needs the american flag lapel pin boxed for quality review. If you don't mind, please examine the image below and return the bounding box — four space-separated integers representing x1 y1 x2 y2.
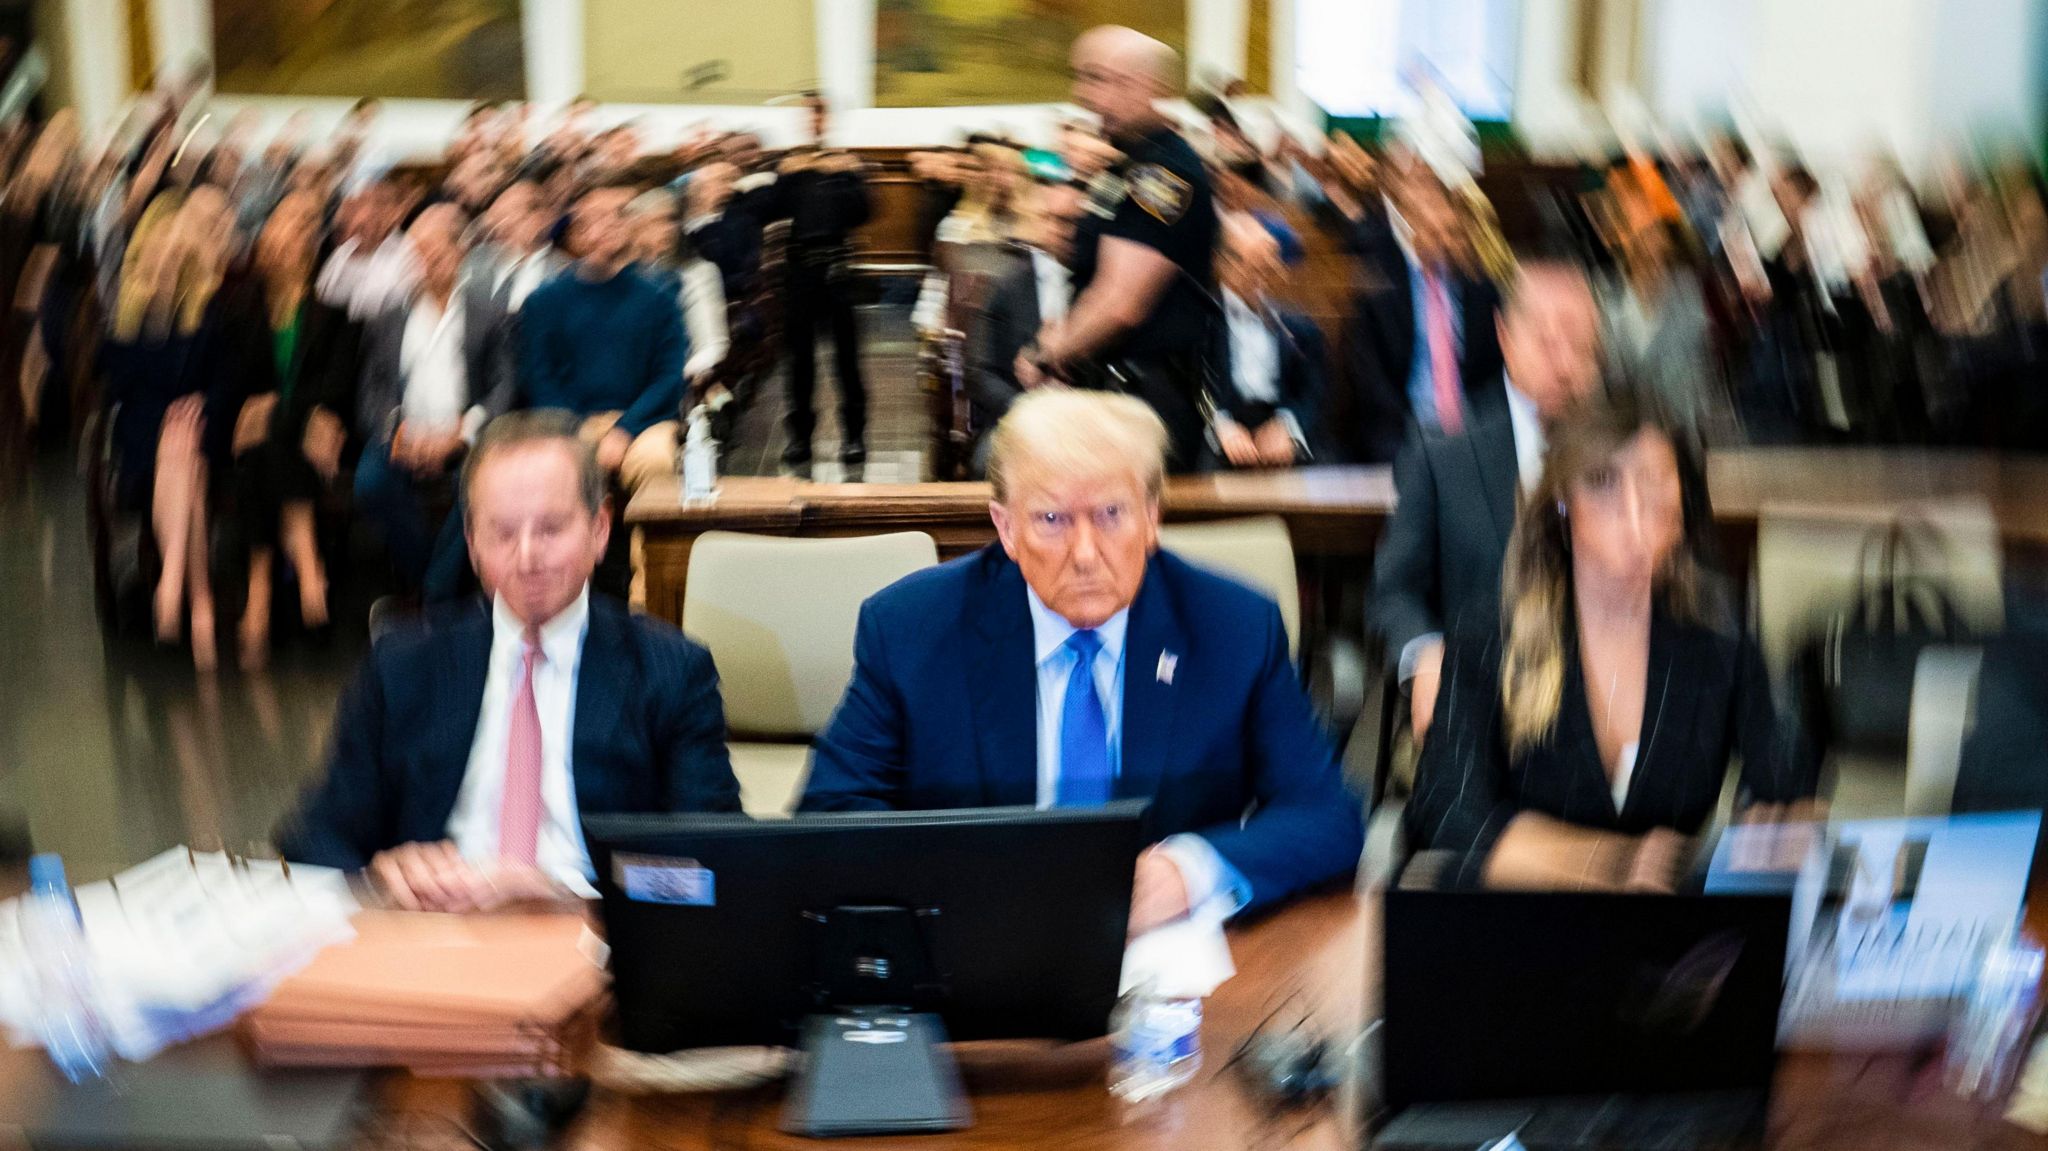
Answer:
1156 651 1178 685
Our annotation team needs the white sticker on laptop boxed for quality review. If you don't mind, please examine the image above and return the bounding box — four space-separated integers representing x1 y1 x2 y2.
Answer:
614 853 716 907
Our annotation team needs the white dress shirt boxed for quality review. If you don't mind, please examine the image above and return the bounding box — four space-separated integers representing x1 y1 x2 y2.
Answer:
1029 247 1070 325
494 248 555 313
445 589 597 895
1223 289 1280 404
677 259 730 384
398 291 488 443
1503 376 1545 495
317 234 422 321
1024 587 1250 916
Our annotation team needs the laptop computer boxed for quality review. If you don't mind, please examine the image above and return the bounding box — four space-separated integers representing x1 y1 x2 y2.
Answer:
0 1039 367 1150
1373 890 1792 1151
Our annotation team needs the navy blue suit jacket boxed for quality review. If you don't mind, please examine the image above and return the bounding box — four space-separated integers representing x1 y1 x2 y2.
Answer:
799 546 1364 913
278 596 741 869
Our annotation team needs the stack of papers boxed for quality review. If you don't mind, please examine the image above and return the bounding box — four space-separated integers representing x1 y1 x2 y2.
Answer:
0 848 360 1061
243 910 608 1077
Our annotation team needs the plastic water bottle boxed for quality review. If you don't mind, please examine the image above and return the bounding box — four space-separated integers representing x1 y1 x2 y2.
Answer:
18 854 113 1082
681 404 718 503
1109 982 1201 1101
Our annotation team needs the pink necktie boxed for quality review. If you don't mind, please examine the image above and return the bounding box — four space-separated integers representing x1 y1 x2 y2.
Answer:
499 631 544 866
1424 270 1463 434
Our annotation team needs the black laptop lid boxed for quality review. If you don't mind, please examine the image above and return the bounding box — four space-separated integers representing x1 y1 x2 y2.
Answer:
1380 891 1791 1110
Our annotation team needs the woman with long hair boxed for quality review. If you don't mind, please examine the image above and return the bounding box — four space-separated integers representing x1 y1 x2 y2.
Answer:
100 189 225 667
1407 398 1816 890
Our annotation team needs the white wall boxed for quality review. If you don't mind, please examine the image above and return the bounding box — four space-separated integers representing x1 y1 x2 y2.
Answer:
1643 0 2042 175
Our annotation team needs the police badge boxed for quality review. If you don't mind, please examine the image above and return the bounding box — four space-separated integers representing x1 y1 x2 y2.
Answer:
1129 164 1191 224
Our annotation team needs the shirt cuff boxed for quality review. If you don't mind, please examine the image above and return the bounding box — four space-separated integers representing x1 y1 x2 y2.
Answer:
459 405 489 445
1397 631 1444 684
1157 833 1253 920
1276 409 1309 456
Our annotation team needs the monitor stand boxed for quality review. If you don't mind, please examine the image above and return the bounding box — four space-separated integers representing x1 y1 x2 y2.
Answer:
778 1009 972 1137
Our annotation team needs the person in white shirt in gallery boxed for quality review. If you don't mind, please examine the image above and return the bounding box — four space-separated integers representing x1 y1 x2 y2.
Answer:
352 203 518 597
1205 209 1326 470
277 411 741 911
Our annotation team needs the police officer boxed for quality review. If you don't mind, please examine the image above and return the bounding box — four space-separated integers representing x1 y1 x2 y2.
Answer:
765 92 873 472
1019 25 1219 471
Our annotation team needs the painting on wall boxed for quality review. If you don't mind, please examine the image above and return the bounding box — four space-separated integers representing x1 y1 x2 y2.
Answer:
875 0 1186 108
583 0 818 105
213 0 525 100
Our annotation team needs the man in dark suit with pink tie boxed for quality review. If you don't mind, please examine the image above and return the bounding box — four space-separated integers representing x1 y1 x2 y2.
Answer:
278 411 740 911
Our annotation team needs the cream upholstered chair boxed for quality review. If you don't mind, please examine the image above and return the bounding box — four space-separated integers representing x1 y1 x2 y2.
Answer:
682 531 939 816
1157 515 1301 659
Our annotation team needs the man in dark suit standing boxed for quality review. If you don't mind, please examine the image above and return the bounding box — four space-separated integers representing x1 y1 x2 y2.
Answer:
353 204 519 595
1325 162 1502 464
279 411 741 910
801 389 1363 931
1369 259 1602 742
1208 210 1325 469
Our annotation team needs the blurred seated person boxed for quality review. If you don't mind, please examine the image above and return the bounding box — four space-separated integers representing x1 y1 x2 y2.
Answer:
315 175 419 321
520 181 684 494
624 188 730 400
208 189 361 671
966 180 1081 473
101 192 218 668
1370 258 1602 743
913 139 1030 336
277 411 741 910
353 204 517 596
1406 399 1815 891
681 159 762 307
800 390 1365 931
470 178 563 313
1600 218 1720 441
1324 159 1501 464
1207 210 1324 470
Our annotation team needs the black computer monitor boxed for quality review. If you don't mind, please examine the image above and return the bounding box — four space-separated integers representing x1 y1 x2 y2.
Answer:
584 803 1149 1136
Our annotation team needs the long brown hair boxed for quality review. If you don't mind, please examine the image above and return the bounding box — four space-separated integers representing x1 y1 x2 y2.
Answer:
1499 397 1708 755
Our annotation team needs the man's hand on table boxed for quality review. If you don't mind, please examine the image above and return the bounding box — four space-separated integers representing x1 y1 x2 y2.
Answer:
1129 846 1193 939
369 841 560 913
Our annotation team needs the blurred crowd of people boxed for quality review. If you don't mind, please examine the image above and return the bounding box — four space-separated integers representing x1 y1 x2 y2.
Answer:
0 56 2042 678
911 88 2048 468
0 74 882 673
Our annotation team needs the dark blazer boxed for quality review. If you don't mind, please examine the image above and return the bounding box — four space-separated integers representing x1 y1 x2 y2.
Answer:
1325 257 1502 464
1212 299 1327 450
203 277 362 465
1368 405 1522 668
799 546 1365 913
1408 607 1818 888
354 280 519 444
966 251 1043 436
277 596 741 870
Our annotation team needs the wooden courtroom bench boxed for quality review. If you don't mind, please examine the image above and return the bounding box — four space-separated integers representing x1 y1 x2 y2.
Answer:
627 449 2048 640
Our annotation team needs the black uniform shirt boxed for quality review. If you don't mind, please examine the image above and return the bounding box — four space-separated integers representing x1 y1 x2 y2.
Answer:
1069 126 1218 359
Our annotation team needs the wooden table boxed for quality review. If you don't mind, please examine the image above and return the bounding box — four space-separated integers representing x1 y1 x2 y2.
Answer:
369 889 2048 1150
626 450 2048 628
626 469 1396 627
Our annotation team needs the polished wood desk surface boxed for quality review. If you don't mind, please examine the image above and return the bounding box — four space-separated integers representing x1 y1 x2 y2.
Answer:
369 888 2048 1151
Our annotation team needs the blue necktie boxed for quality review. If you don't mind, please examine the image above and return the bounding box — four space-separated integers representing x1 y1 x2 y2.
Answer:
1055 629 1112 807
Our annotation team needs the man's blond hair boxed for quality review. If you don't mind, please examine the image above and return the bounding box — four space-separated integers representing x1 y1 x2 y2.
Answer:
987 389 1167 505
